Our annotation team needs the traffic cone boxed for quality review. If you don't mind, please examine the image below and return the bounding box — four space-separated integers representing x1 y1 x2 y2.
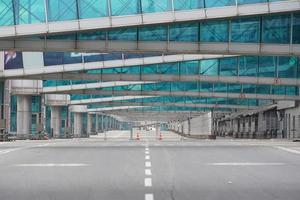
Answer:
159 133 163 141
136 133 140 141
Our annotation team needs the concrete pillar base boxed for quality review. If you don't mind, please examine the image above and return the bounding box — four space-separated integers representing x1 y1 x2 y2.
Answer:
17 95 32 139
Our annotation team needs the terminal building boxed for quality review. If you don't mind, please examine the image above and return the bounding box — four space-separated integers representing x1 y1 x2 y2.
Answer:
0 0 299 140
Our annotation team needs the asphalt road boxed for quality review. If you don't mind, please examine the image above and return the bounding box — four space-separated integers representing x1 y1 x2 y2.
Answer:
0 131 300 200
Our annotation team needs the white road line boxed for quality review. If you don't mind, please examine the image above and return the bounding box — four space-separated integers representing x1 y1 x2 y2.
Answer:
144 178 152 187
145 169 152 176
0 148 22 155
145 151 150 155
13 163 91 167
34 143 51 147
145 161 152 167
145 147 149 151
275 146 300 155
207 163 286 166
145 155 150 160
145 194 154 200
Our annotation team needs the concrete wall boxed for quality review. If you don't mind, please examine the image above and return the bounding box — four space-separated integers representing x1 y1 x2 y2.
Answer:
189 112 212 135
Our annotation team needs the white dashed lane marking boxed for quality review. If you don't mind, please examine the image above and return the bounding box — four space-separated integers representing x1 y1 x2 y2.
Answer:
145 194 154 200
145 161 151 167
144 178 152 187
275 146 300 155
145 155 150 160
145 169 152 176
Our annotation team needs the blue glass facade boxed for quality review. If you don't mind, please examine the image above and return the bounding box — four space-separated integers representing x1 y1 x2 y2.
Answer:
0 0 290 25
43 55 300 88
20 12 300 46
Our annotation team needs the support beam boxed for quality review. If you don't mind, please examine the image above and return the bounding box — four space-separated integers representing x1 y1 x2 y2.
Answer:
56 90 300 101
88 102 258 110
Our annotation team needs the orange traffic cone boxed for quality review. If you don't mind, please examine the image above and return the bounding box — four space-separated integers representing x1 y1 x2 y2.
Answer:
159 133 163 141
136 133 140 141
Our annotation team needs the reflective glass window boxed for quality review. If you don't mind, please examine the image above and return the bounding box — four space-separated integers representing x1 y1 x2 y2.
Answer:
239 56 258 77
0 0 14 26
47 0 78 21
180 61 199 75
237 0 267 4
256 85 270 94
139 25 168 41
262 14 291 43
200 20 229 42
141 0 172 13
110 0 140 16
214 83 227 93
200 82 213 92
219 57 238 76
258 56 276 77
231 17 260 43
272 85 285 95
109 28 137 40
169 23 199 42
293 13 300 44
200 59 219 76
14 0 45 24
205 0 235 8
277 57 298 78
173 0 204 10
78 0 108 18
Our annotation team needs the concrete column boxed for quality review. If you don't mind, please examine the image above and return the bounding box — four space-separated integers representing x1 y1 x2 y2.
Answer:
100 115 104 132
17 95 32 138
73 113 82 138
51 106 61 138
87 114 92 135
95 114 99 133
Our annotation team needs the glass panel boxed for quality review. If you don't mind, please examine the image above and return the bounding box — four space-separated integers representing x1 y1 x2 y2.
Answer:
293 13 300 44
173 0 204 10
141 0 172 13
14 0 45 24
47 0 78 22
0 0 14 26
262 14 291 43
277 57 298 78
231 17 260 43
205 0 235 8
237 0 267 4
256 85 270 94
180 61 199 75
169 23 199 42
258 56 276 77
239 56 258 77
109 28 137 40
219 57 238 76
200 59 219 76
200 20 229 42
110 0 140 16
272 85 285 95
78 0 108 18
139 25 168 41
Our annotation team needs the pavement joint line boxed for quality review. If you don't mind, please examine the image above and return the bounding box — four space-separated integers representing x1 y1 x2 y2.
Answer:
145 194 154 200
275 146 300 155
144 178 152 187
